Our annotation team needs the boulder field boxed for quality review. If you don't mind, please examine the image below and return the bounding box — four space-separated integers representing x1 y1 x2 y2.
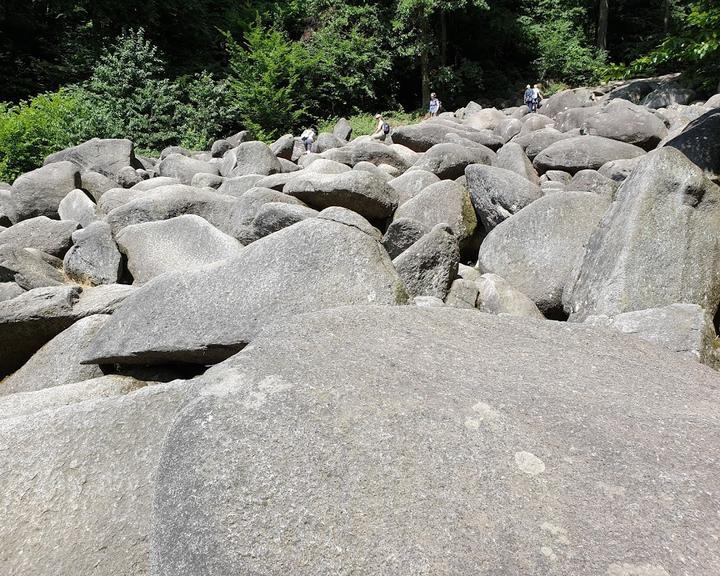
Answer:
1 78 720 575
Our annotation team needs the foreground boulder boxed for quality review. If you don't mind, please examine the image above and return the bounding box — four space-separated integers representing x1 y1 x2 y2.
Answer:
83 218 408 365
11 161 81 220
0 382 189 575
116 215 245 284
565 148 720 321
0 245 66 290
533 136 645 174
478 192 611 314
466 164 542 231
582 99 668 150
157 154 219 185
409 143 493 179
664 108 720 180
63 222 122 286
44 138 139 178
0 216 78 257
150 305 720 575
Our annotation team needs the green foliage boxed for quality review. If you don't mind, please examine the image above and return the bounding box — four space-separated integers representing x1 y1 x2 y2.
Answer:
74 29 181 152
176 72 237 150
317 111 423 138
0 90 81 182
519 0 607 85
227 24 316 141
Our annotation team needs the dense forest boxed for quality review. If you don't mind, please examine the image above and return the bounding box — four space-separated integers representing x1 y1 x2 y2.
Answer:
0 0 717 180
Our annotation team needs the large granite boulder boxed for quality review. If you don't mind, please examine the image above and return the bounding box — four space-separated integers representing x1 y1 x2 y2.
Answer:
11 161 81 220
540 88 596 117
388 170 440 206
157 154 219 185
0 216 79 257
533 136 645 175
565 148 720 321
63 222 122 286
409 143 494 179
478 192 611 314
150 305 720 576
116 215 245 284
82 218 408 366
44 138 139 178
0 382 189 575
0 245 66 290
582 99 668 150
466 164 542 231
58 188 97 227
664 108 720 180
0 314 109 396
220 142 282 177
284 171 398 221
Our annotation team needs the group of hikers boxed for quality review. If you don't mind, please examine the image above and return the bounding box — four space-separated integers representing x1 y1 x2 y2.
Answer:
299 85 542 151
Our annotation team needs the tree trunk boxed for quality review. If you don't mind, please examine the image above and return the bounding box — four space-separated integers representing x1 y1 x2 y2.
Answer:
420 16 430 109
597 0 609 51
663 0 671 33
440 10 447 67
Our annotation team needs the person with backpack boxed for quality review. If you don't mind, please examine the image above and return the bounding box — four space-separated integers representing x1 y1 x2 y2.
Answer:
523 85 534 112
531 84 543 112
428 92 441 117
300 126 316 152
371 113 390 141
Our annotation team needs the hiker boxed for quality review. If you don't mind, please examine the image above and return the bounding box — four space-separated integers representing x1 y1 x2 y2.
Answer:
531 84 543 112
428 92 441 117
300 126 316 152
371 113 390 141
523 85 534 112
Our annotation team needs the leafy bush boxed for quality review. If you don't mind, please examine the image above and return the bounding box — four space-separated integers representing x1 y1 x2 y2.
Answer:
0 90 82 182
227 23 316 141
317 111 423 138
176 72 237 150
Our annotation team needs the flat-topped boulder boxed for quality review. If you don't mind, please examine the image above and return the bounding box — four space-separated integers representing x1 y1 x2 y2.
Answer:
533 135 645 174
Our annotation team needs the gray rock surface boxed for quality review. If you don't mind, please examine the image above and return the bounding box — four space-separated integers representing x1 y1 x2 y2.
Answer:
466 164 542 231
216 174 265 197
11 161 81 220
541 87 596 117
585 303 718 367
642 85 695 109
157 153 219 185
598 157 643 182
58 188 97 227
83 218 408 365
475 273 545 318
664 109 720 180
210 139 232 158
494 142 539 184
284 171 398 221
383 218 430 259
565 148 720 321
117 165 143 188
567 169 617 197
388 169 441 206
349 140 411 171
582 99 668 150
0 216 79 257
190 172 224 189
220 142 282 177
513 128 572 160
314 132 345 153
251 202 318 239
116 215 245 284
0 285 81 376
409 143 494 179
0 314 109 396
150 305 720 576
333 117 353 141
0 282 24 302
533 136 645 174
478 192 611 314
0 245 66 290
270 134 295 160
80 171 116 201
0 382 189 575
63 222 122 286
392 224 459 299
316 206 382 241
493 117 523 143
394 180 477 245
44 138 138 178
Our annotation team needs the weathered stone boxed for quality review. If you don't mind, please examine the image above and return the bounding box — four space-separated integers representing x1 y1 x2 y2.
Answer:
63 222 122 286
82 218 408 365
80 171 116 201
210 139 232 158
157 154 219 185
0 314 109 396
130 177 180 191
463 108 506 130
0 216 78 257
216 174 265 197
44 138 138 178
598 157 643 183
409 143 494 180
0 282 24 302
664 109 720 180
582 99 668 150
567 169 617 197
541 87 596 117
642 85 695 109
393 224 459 299
519 113 554 133
444 278 480 309
348 140 412 171
493 117 523 143
512 128 572 160
383 218 430 259
220 142 282 177
353 161 392 182
270 134 295 160
533 136 645 175
394 180 476 245
465 164 542 231
554 107 599 132
565 148 720 321
585 304 718 367
314 132 345 153
116 215 244 284
0 382 189 575
478 192 611 314
494 142 539 184
333 117 353 141
284 171 398 221
150 305 720 576
316 206 382 241
0 246 66 290
392 122 496 152
251 202 318 239
445 130 503 151
117 165 142 188
608 79 659 103
11 161 81 220
475 273 544 318
388 169 440 207
190 172 224 189
58 188 97 227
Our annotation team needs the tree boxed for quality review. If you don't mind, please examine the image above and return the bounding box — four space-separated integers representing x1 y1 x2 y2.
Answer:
597 0 609 50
